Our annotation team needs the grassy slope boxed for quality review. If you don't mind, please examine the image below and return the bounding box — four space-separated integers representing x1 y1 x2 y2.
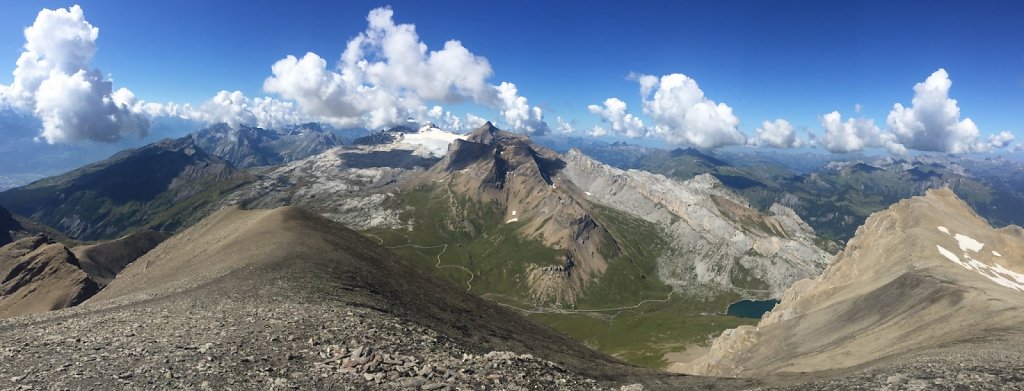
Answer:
367 183 755 369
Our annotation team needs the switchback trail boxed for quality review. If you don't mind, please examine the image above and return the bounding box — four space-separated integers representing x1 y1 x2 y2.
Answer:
365 233 474 292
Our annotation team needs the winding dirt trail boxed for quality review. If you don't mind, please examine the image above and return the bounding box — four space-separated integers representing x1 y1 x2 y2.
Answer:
486 290 676 316
366 233 474 291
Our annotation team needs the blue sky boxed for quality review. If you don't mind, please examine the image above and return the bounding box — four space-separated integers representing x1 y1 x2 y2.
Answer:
0 0 1022 153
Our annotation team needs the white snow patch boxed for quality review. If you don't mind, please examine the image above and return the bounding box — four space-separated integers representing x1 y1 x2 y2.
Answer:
401 128 467 157
937 245 961 264
937 226 950 234
937 245 1024 292
992 250 1002 257
585 191 592 196
992 264 1024 284
506 218 519 224
954 233 984 252
512 210 517 216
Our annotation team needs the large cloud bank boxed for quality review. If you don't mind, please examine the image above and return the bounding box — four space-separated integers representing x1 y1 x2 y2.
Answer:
262 7 548 133
4 7 1014 155
0 5 148 144
1 6 546 139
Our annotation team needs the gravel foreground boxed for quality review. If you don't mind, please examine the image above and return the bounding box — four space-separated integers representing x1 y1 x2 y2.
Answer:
0 297 609 390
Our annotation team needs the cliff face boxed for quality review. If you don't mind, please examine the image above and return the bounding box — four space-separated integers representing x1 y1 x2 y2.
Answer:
560 149 833 298
687 188 1024 377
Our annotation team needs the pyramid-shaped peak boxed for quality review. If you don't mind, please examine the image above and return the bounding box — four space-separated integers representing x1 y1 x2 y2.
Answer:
466 121 503 144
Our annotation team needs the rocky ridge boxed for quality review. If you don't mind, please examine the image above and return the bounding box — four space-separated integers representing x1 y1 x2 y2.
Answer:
561 149 833 297
686 188 1024 381
0 229 167 318
71 230 171 285
0 235 98 318
0 135 246 240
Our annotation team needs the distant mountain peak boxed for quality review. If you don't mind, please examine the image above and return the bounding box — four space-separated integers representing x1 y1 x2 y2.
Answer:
191 122 342 168
669 147 731 167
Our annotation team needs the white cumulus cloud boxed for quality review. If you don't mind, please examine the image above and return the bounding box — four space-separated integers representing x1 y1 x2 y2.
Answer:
492 81 548 134
464 113 488 130
587 97 647 138
820 111 905 154
424 105 465 131
987 131 1014 150
142 91 309 130
887 69 1009 153
588 126 608 138
556 116 575 134
262 7 548 133
750 119 803 148
636 73 745 148
195 91 307 129
0 5 148 144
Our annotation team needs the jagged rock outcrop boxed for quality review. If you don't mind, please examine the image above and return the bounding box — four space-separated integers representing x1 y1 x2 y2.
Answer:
0 236 99 317
561 149 833 297
687 188 1024 377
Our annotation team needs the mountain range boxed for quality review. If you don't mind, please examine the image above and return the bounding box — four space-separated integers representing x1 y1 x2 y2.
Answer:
191 122 344 168
572 142 1024 242
0 136 247 240
1 120 1022 389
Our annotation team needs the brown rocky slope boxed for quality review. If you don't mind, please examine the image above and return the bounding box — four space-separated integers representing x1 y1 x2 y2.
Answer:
0 205 754 390
683 188 1024 389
